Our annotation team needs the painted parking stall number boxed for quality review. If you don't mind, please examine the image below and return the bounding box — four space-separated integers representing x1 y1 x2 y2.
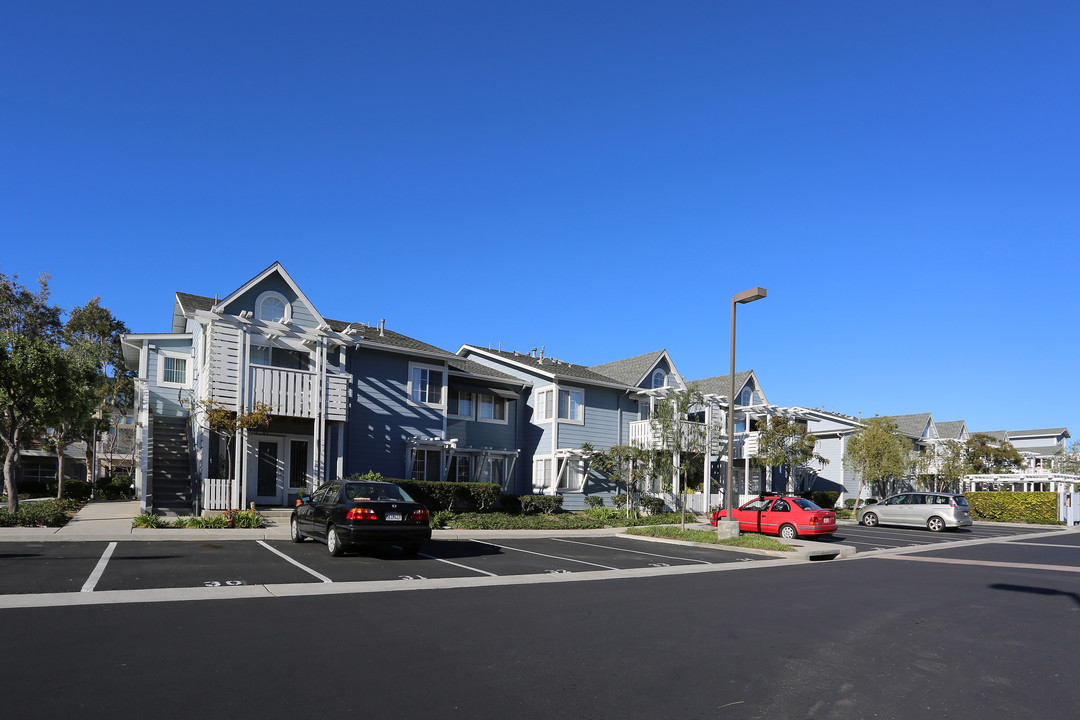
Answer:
203 580 246 587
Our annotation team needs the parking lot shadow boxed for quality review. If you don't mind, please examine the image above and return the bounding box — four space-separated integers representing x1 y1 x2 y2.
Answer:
990 583 1080 607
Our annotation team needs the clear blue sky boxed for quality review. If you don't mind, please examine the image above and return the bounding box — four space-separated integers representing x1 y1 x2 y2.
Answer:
3 2 1077 439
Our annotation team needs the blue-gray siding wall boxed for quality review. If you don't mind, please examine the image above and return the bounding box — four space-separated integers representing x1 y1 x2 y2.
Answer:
344 348 443 479
147 338 193 417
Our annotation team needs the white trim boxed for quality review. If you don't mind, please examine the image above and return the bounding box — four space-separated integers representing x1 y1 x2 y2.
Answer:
408 361 447 408
255 290 292 323
535 386 554 422
557 386 585 425
156 349 191 389
477 393 508 424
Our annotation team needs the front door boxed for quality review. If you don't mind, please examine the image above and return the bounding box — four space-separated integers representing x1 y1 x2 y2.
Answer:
250 436 313 506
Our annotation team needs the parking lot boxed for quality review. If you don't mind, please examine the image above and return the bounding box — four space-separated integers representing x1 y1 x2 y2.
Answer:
817 520 1057 553
0 535 776 597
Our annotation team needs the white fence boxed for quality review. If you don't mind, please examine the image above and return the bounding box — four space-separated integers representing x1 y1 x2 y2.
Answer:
660 492 725 515
202 477 240 511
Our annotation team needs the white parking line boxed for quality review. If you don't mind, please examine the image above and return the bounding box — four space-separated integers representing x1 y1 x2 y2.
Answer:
552 538 712 564
418 553 498 577
81 542 117 592
472 539 619 570
257 541 333 583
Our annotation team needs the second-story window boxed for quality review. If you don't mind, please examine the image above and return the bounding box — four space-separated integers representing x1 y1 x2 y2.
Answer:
251 345 310 371
535 389 553 421
558 388 583 422
448 389 473 418
652 369 667 388
410 364 444 406
479 394 506 422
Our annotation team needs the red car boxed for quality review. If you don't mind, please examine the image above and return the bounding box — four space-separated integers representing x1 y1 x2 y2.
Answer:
710 495 837 539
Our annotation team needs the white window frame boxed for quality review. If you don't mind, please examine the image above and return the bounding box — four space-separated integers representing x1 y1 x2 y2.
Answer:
533 456 553 491
255 290 292 323
447 388 474 419
156 350 191 389
557 386 585 425
535 387 554 422
740 387 752 407
651 369 667 389
479 457 506 486
478 393 508 424
408 362 446 407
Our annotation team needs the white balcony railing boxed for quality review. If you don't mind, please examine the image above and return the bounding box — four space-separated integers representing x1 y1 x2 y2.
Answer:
249 367 348 421
629 420 757 458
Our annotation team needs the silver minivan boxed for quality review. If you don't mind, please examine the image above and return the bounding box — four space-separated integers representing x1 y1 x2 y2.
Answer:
858 492 973 532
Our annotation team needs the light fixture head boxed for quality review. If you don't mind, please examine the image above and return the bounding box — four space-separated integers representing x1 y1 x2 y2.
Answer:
734 287 767 304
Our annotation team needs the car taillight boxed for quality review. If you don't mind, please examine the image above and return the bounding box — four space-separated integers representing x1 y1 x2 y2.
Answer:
810 516 820 525
411 508 430 521
949 499 957 507
346 507 378 521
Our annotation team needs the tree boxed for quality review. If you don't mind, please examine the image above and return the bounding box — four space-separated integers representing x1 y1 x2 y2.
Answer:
646 384 706 528
40 340 103 498
194 400 273 480
931 440 966 493
964 433 1023 474
582 443 648 517
752 415 828 494
0 272 65 512
1054 440 1080 475
843 416 909 507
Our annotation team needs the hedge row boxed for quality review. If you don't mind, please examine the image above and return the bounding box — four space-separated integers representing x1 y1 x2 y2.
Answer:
964 492 1059 525
367 476 503 512
0 499 81 527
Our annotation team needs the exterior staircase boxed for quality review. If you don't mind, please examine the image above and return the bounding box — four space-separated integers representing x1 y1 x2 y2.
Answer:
150 417 195 514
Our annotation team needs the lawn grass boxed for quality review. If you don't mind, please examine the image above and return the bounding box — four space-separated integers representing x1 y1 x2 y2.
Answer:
625 525 793 551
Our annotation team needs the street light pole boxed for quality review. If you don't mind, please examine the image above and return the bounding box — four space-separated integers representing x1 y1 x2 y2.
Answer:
720 287 767 537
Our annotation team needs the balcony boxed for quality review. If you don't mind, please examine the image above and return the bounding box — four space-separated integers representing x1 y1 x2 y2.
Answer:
628 420 758 459
249 367 348 421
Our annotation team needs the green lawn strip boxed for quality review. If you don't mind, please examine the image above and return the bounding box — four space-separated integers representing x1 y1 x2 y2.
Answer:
441 511 707 531
625 525 794 551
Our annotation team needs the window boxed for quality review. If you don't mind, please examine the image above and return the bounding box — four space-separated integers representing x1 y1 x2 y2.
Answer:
558 458 585 490
533 457 552 490
740 387 752 406
479 394 506 422
250 344 311 371
535 388 553 421
409 364 444 406
449 455 472 482
479 457 505 486
558 388 583 422
652 369 667 389
448 389 473 418
157 351 190 388
256 291 291 323
411 449 441 481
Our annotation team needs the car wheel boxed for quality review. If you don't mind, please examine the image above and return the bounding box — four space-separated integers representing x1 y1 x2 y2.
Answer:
327 525 345 556
290 517 304 543
863 512 879 527
779 523 798 540
927 516 946 532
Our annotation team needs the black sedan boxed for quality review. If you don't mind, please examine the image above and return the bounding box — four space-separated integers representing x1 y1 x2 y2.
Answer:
291 480 432 556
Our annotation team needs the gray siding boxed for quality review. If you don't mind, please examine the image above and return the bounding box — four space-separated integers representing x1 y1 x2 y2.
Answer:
224 275 320 330
147 338 193 417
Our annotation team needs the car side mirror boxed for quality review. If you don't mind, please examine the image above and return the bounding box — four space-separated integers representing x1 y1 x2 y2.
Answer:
297 495 311 506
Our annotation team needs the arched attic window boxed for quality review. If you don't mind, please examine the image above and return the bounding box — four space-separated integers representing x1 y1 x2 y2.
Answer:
256 291 291 323
651 369 667 389
740 387 753 406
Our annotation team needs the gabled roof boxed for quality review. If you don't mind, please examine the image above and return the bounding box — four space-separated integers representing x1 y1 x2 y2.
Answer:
216 261 328 327
935 420 968 441
688 371 757 403
973 430 1010 442
589 349 682 388
1008 428 1071 440
881 413 936 440
459 346 633 387
446 357 524 385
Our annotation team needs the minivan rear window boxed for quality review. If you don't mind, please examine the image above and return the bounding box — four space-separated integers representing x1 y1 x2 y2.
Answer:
953 495 969 507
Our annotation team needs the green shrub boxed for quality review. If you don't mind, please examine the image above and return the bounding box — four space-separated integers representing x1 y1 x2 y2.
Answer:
612 494 627 509
844 499 857 509
430 509 453 528
235 509 264 528
133 512 165 529
584 496 604 509
519 495 564 515
0 499 79 527
584 506 621 523
373 476 502 512
498 493 522 513
448 512 604 530
802 491 839 509
171 516 192 528
965 492 1059 525
639 496 666 515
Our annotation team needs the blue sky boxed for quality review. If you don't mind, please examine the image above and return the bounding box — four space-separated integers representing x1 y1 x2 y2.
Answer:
3 2 1077 438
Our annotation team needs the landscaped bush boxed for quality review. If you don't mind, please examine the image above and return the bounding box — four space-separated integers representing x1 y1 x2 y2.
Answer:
844 499 857 509
519 495 564 515
802 491 839 509
132 512 166 528
445 512 604 530
0 499 79 527
97 476 135 500
584 496 604 509
964 492 1059 525
498 493 522 513
430 509 454 528
359 473 502 512
639 496 666 515
612 494 627 509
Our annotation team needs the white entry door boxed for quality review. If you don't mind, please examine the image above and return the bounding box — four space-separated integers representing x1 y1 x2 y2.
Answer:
250 436 312 506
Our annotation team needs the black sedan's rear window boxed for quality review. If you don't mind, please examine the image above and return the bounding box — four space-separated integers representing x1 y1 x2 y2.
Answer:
344 483 413 503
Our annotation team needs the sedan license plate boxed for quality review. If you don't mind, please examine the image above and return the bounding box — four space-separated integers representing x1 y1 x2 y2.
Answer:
385 512 403 522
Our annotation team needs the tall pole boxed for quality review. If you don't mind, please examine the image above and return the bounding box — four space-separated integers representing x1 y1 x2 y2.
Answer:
720 287 767 536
